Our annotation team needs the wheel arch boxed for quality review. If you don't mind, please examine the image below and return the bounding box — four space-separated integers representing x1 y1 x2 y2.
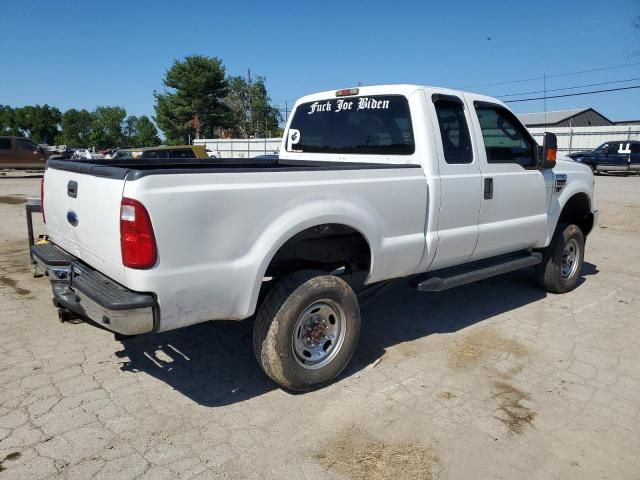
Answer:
558 192 594 237
246 210 379 318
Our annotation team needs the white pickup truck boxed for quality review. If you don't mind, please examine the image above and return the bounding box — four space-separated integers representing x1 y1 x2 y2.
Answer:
32 84 597 391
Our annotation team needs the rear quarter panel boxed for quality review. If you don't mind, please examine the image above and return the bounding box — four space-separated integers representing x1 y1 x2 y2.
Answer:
123 167 427 331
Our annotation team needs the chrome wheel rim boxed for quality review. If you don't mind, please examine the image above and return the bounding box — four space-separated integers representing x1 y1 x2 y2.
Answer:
561 238 580 279
292 299 346 369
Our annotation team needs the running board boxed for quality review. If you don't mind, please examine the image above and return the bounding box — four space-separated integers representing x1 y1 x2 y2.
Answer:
413 251 542 292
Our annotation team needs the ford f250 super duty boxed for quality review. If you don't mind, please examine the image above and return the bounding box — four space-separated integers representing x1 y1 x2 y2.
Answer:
31 85 598 391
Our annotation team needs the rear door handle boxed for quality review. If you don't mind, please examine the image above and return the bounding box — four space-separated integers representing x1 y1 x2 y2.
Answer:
484 177 493 200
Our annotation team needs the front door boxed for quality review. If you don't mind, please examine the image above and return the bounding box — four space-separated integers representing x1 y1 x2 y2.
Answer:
468 101 549 260
429 93 482 270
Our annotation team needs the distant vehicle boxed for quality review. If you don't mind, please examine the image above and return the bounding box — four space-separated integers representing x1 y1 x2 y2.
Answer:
48 149 75 160
567 141 640 174
111 145 209 160
252 154 279 161
205 148 219 158
0 136 49 169
72 149 93 160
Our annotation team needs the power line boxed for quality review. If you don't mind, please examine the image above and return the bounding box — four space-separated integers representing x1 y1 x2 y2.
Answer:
504 84 640 103
500 77 640 98
462 61 640 89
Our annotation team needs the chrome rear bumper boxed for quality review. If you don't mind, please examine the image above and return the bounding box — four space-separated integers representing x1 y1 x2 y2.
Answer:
32 243 156 336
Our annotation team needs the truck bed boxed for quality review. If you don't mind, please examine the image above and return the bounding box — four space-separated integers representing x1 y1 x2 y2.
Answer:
47 157 421 181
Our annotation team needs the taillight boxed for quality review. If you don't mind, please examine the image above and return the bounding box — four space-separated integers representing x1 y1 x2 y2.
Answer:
120 198 157 269
40 178 46 223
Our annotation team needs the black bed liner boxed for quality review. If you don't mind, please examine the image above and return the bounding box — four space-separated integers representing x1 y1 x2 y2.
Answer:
46 157 421 181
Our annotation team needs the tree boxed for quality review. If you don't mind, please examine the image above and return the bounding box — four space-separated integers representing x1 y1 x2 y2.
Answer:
123 115 138 142
57 109 93 146
131 116 160 147
154 55 231 143
89 106 126 148
225 75 281 138
8 105 61 144
0 106 20 136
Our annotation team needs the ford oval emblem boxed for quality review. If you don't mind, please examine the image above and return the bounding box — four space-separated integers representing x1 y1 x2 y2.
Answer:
67 211 79 227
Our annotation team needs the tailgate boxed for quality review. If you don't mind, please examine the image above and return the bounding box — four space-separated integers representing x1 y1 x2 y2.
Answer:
44 166 126 284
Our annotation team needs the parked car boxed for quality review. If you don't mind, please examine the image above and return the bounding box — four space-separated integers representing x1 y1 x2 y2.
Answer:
111 145 208 161
48 149 76 160
0 136 49 169
72 149 94 160
32 84 597 391
567 141 640 174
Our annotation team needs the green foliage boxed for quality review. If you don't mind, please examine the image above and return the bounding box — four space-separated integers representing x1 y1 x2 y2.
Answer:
57 109 93 146
0 106 21 136
154 55 231 143
129 116 160 147
3 55 282 147
0 105 61 143
226 75 281 138
88 106 127 149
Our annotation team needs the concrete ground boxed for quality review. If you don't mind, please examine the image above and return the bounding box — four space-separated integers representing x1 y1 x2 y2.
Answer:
0 173 638 480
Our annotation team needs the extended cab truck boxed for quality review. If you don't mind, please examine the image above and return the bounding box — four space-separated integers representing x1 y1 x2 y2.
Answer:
31 85 598 391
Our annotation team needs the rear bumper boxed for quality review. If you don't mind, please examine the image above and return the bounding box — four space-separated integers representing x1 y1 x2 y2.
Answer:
32 243 156 335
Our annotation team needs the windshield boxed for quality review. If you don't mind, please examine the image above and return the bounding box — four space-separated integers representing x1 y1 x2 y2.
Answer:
592 143 610 153
286 95 415 155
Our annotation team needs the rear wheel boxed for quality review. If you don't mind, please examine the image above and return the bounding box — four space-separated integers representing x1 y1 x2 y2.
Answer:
535 224 584 293
253 271 360 391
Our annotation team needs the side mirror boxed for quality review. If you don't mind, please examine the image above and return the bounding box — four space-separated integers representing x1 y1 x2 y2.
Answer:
540 132 557 169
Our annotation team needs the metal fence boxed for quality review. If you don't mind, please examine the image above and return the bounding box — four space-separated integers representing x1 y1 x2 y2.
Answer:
528 126 640 153
194 138 281 158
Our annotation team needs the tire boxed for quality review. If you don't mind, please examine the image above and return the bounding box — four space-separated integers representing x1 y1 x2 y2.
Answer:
535 224 585 294
253 271 361 391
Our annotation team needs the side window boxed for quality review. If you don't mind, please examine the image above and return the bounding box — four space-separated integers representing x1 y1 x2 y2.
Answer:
605 143 621 154
433 97 473 164
475 106 535 167
142 150 168 159
17 139 37 152
169 149 196 159
0 139 12 150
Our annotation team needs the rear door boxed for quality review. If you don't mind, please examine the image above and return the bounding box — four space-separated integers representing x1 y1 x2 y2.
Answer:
429 93 482 270
468 101 549 260
44 166 127 283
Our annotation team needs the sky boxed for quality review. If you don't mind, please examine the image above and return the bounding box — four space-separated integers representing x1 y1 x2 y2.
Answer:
1 0 639 125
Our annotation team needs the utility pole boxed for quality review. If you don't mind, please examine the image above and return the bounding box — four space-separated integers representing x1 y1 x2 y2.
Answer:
247 67 253 138
543 73 547 132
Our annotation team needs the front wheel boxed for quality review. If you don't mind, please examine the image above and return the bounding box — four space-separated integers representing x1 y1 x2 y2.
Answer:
535 224 585 293
253 271 361 391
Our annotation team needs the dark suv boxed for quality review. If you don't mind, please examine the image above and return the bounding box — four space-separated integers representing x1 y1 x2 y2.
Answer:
568 141 640 175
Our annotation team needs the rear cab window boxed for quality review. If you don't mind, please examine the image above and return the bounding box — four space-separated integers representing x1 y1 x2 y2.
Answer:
286 95 415 155
0 138 12 150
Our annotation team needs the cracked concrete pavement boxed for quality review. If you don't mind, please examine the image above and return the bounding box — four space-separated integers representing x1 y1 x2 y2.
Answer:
0 173 639 479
